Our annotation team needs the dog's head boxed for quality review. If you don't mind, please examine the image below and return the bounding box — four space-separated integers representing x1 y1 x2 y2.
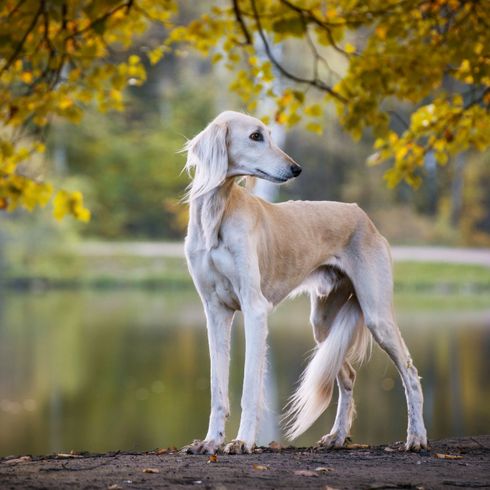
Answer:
184 111 301 200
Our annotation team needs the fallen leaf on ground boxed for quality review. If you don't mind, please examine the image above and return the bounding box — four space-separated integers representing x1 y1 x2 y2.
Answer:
294 469 318 477
252 464 269 471
155 448 168 455
107 485 123 490
268 441 283 451
57 452 82 458
315 466 334 473
207 454 218 463
345 443 370 449
434 453 463 460
5 456 32 465
384 447 395 452
143 467 160 473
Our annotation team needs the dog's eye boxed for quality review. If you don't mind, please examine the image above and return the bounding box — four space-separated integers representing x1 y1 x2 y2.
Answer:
249 132 264 142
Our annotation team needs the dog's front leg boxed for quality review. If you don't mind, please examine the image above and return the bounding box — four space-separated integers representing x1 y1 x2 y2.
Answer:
225 299 269 454
183 302 234 454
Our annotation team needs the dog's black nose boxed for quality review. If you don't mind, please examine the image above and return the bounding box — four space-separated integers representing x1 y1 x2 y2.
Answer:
291 165 302 177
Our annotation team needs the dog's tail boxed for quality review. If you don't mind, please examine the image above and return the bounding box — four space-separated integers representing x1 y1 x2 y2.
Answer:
283 294 370 440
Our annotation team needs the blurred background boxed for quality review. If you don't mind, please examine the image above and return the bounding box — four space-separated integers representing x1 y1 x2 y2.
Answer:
0 2 489 457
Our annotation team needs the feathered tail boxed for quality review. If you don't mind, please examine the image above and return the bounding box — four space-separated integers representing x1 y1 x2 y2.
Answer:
283 294 370 440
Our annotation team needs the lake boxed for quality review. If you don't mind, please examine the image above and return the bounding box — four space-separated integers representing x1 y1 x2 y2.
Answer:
0 288 489 456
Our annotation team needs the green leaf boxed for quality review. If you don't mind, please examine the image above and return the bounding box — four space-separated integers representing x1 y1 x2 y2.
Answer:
272 17 306 37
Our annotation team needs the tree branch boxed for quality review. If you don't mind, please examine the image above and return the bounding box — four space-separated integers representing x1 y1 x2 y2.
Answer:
7 0 27 19
249 0 346 103
0 1 44 75
232 0 252 45
67 1 133 39
278 0 351 57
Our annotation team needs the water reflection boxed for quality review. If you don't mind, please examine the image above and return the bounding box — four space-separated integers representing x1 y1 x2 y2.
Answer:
0 289 488 456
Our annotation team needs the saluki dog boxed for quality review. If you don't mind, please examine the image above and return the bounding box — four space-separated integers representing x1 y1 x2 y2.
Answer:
182 110 427 455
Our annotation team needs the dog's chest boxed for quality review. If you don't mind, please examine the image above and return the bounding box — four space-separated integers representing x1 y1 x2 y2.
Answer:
187 245 241 310
211 246 242 305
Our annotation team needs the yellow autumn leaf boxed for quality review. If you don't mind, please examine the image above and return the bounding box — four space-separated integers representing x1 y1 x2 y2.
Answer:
434 453 463 460
306 122 323 134
304 104 323 117
53 190 91 222
53 190 70 221
395 146 408 160
344 43 356 54
459 59 470 73
211 52 223 64
375 25 387 40
58 97 73 110
128 54 141 65
148 46 167 65
435 151 448 165
21 72 33 83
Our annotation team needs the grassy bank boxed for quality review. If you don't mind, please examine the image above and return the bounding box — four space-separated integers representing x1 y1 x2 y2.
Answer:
394 261 490 293
1 246 490 296
2 251 190 290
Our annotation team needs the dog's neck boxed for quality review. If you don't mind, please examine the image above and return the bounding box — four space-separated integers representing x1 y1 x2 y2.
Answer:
188 179 235 250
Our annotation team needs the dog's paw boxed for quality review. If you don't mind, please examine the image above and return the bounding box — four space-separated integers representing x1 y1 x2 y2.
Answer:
223 439 254 454
181 439 221 455
316 432 347 449
405 433 428 452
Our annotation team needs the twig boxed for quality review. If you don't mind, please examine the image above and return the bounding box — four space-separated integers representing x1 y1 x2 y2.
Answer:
232 0 252 45
0 1 44 75
279 0 351 57
7 0 27 19
66 1 133 39
388 110 409 130
39 462 112 472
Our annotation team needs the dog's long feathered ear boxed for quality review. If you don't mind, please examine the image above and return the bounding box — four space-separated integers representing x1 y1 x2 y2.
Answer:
183 122 228 201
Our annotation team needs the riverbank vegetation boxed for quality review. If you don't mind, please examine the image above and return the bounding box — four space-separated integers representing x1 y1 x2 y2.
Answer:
1 239 489 298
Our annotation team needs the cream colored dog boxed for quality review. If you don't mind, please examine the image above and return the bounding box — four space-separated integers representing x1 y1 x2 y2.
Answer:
182 110 427 455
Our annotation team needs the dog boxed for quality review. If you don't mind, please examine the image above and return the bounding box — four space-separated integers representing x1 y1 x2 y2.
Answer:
182 110 427 454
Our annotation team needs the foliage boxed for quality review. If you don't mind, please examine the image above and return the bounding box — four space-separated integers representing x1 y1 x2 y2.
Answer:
0 0 175 218
170 0 489 187
56 81 216 238
1 0 489 223
460 152 490 245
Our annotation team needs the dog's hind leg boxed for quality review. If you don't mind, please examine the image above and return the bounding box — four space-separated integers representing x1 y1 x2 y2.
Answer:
365 313 427 450
183 301 234 454
319 362 356 448
309 280 352 344
346 239 428 451
310 290 360 448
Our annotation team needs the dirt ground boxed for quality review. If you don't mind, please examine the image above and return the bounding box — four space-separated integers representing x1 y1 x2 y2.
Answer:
1 436 488 489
